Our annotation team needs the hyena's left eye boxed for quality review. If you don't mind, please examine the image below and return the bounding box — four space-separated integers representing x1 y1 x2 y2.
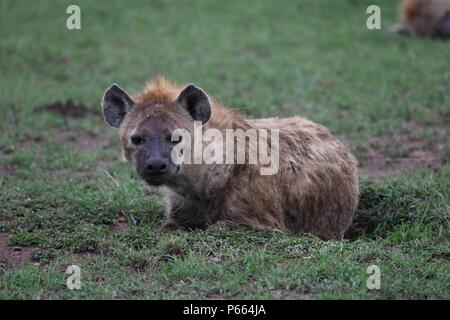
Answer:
167 135 183 144
131 135 144 145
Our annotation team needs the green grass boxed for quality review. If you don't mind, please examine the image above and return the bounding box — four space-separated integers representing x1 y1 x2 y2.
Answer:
0 0 449 299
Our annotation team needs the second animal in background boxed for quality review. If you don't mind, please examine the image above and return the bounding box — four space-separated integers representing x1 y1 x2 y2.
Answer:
391 0 450 39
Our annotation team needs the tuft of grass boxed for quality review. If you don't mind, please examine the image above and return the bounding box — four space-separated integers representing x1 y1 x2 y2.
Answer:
8 231 46 247
348 169 450 240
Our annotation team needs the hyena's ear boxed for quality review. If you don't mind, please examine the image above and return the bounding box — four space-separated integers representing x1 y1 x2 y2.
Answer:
176 84 211 124
102 84 135 128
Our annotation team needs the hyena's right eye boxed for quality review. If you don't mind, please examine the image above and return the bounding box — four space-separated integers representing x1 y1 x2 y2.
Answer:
131 135 144 145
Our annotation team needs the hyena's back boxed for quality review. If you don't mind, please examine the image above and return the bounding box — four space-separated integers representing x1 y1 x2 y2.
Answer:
232 116 359 240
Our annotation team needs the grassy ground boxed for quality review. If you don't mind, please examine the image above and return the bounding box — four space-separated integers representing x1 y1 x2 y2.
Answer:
0 0 449 299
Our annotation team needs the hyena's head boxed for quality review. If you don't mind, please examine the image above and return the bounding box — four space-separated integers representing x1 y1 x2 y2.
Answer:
101 79 211 186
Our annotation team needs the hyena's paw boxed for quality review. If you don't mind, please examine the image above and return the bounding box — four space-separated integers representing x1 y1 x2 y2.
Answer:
161 221 182 232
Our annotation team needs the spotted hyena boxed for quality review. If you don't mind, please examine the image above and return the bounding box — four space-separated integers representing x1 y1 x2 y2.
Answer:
101 76 359 240
391 0 450 39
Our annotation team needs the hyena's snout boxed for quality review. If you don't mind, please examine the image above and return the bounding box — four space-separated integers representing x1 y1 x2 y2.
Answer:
145 157 169 175
135 142 179 186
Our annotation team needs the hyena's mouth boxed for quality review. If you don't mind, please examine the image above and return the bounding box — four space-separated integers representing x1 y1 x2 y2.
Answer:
145 166 180 186
144 176 167 186
137 168 170 186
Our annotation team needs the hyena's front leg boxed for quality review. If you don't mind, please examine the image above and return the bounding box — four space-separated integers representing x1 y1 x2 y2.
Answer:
161 217 182 231
163 193 210 231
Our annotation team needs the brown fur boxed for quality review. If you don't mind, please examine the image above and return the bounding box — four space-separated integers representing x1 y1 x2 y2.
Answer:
393 0 450 38
116 77 359 240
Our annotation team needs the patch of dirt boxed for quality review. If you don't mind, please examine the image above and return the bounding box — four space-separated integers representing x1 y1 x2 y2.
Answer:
36 100 96 118
0 164 17 176
15 127 110 154
0 233 35 267
56 130 105 152
359 134 444 179
107 211 129 232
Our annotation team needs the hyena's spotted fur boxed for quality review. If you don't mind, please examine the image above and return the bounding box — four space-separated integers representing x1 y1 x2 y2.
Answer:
102 76 359 240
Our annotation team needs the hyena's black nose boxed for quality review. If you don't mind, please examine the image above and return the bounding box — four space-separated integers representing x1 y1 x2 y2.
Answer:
146 158 168 174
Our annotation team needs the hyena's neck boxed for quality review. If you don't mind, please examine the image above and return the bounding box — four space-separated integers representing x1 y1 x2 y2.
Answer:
165 101 253 199
207 100 254 132
166 163 236 201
